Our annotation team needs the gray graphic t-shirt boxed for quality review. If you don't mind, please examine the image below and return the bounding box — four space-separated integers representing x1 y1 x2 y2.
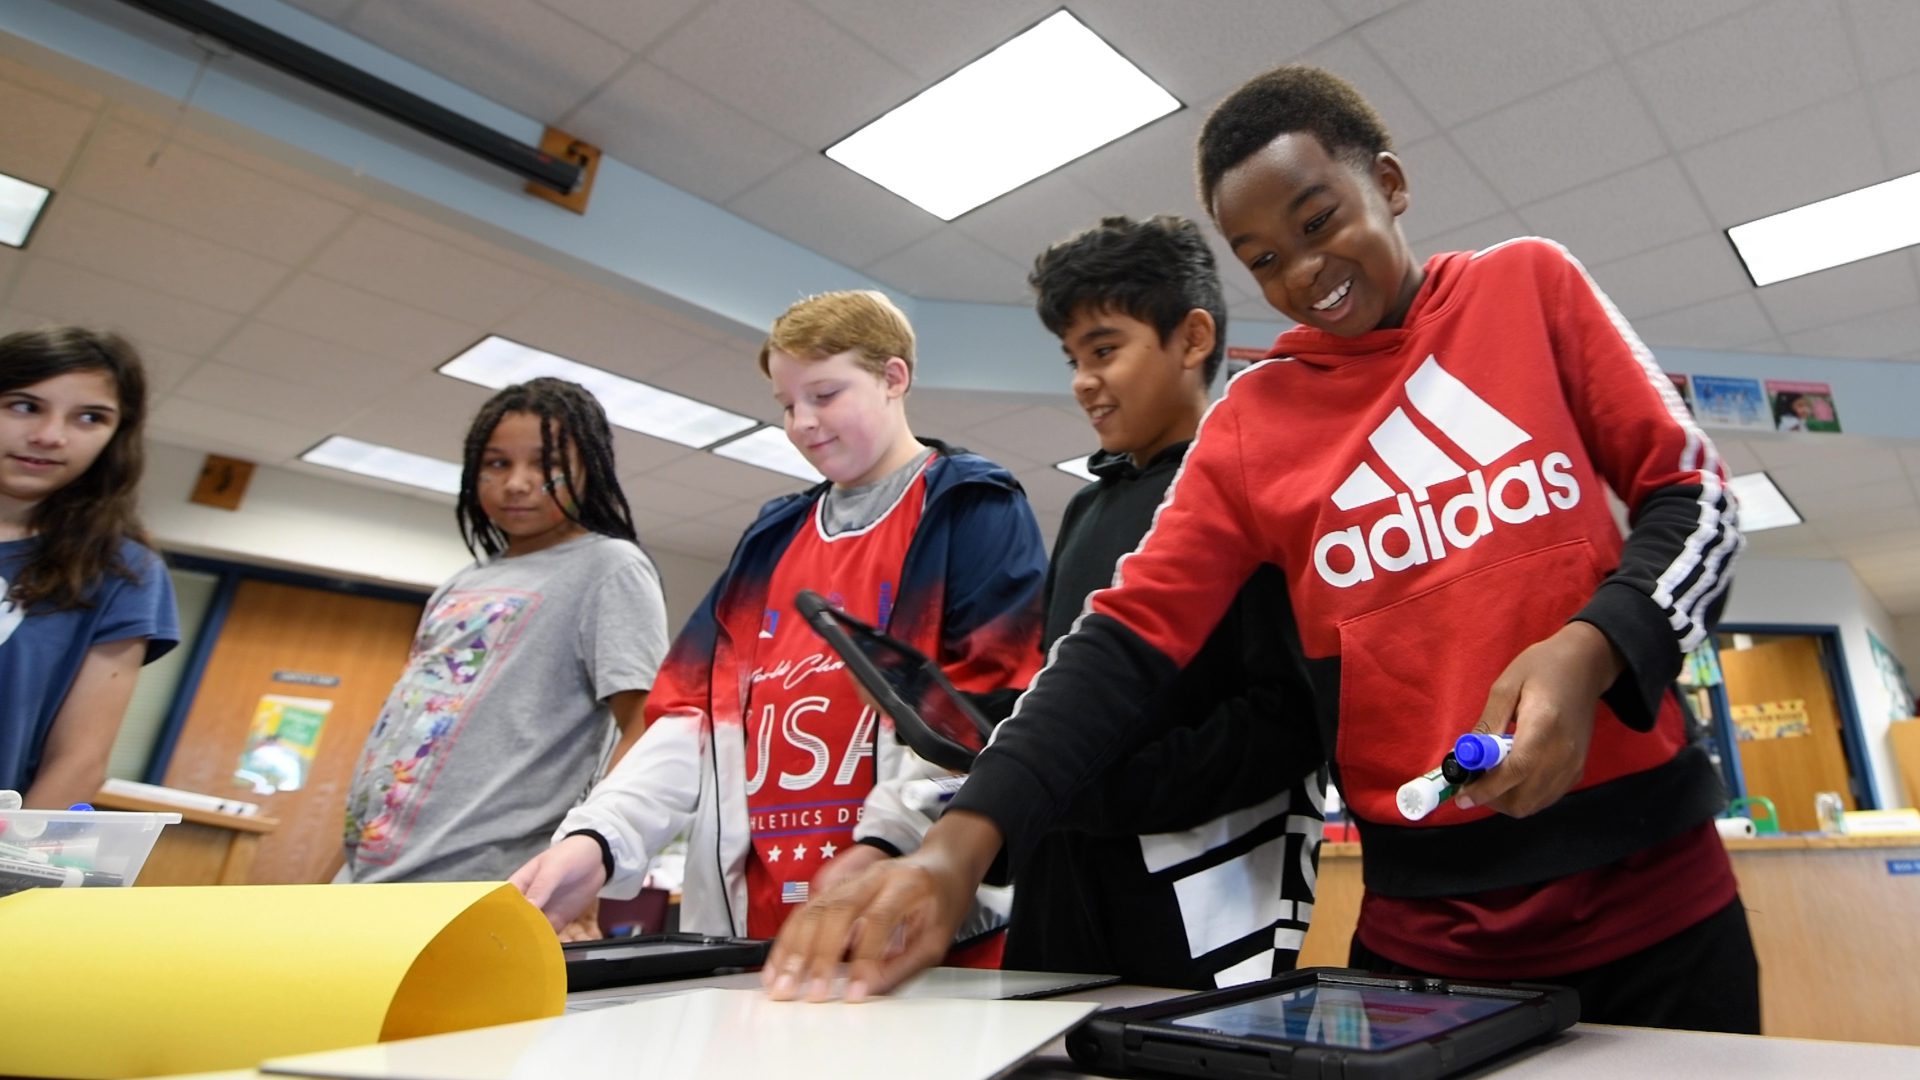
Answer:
341 533 668 883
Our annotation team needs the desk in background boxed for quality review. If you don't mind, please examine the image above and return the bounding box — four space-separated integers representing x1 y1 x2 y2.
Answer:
1301 833 1920 1046
91 790 279 886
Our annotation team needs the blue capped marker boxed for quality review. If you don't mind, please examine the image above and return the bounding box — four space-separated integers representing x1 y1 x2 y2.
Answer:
1453 733 1513 772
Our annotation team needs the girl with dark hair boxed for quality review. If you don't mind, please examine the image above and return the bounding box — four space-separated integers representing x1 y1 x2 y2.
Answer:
2 327 179 807
339 377 669 884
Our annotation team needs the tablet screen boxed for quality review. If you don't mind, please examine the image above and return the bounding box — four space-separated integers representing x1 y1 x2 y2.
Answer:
567 941 718 962
1167 983 1522 1051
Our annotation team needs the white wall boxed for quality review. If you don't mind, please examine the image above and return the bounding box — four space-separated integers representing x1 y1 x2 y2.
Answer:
141 441 724 631
1722 557 1910 808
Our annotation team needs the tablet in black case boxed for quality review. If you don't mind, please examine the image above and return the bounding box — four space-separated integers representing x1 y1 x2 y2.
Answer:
562 933 771 992
1067 967 1577 1080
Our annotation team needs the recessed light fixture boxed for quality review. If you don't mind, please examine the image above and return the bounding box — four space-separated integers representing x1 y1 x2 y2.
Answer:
0 172 52 248
825 10 1180 220
1054 455 1098 483
710 425 824 483
1727 169 1920 286
1728 472 1801 532
301 436 463 495
440 336 758 449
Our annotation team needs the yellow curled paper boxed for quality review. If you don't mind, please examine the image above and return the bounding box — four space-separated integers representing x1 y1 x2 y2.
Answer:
0 882 563 1079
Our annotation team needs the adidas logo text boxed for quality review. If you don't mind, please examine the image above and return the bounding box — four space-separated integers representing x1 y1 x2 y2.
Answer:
1312 356 1583 589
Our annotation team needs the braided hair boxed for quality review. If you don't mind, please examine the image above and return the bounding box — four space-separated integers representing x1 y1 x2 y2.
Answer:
455 377 638 559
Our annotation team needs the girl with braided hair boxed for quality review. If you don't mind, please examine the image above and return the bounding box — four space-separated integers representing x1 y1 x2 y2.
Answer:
339 377 670 884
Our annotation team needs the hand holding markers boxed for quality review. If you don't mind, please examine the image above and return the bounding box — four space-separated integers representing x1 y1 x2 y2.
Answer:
1457 621 1617 818
1397 734 1515 820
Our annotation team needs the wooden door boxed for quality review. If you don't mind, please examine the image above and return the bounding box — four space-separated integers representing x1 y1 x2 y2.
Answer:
163 579 422 883
1719 637 1856 833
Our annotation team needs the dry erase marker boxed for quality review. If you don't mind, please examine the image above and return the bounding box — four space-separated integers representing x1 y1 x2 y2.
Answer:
1397 734 1516 821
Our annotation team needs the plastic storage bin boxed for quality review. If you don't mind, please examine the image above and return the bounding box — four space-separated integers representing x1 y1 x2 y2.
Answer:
0 807 180 895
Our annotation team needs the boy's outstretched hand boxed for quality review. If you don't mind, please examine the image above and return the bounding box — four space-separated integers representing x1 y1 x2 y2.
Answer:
509 834 608 935
1457 620 1623 818
764 810 1001 1002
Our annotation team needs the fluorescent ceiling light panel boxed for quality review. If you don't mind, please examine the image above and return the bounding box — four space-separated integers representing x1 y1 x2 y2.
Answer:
711 425 824 483
302 435 463 495
0 172 52 248
1054 455 1097 483
825 10 1180 220
1728 472 1801 533
441 337 757 449
1727 169 1920 286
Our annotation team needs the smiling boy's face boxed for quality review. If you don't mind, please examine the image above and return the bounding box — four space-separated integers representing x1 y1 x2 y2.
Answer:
1212 133 1423 337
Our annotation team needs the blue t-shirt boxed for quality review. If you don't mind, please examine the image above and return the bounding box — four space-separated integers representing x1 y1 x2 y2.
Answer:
0 537 180 794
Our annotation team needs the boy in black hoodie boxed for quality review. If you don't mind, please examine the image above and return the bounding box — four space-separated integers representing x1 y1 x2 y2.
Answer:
1007 215 1325 989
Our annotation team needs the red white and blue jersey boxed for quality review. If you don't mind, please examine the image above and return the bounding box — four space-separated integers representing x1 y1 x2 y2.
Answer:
743 465 928 935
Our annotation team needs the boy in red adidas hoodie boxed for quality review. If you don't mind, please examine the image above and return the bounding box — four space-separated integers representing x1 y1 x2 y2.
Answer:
768 66 1756 1032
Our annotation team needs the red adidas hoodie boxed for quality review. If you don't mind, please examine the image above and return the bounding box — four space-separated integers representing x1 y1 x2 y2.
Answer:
953 238 1744 970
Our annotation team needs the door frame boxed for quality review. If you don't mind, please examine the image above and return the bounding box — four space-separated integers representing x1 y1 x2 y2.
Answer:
1716 621 1881 810
144 553 430 783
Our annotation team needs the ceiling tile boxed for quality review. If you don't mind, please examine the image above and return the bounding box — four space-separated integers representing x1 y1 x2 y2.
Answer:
1740 530 1834 559
1731 336 1791 354
1361 0 1610 125
134 345 202 397
1872 70 1920 176
345 0 632 122
172 361 363 430
537 0 706 52
649 518 755 561
147 394 331 463
907 388 1051 437
1768 450 1908 506
1749 435 1900 469
0 54 106 110
356 200 567 285
802 0 1058 83
213 321 413 398
281 0 361 19
697 499 769 535
1064 107 1208 221
1075 1 1348 103
608 427 697 477
1813 502 1920 542
9 258 238 354
1785 306 1920 360
66 121 356 262
1409 213 1528 257
0 78 97 187
1294 34 1437 145
27 197 291 315
1587 233 1752 319
107 104 373 209
1629 292 1775 349
1703 435 1765 475
1452 67 1668 205
0 245 25 300
1626 0 1858 149
652 0 919 148
1754 251 1920 335
1518 159 1715 267
1326 0 1414 19
563 60 806 205
659 450 811 502
254 273 476 366
491 287 714 378
865 231 1031 305
1846 0 1920 82
952 169 1124 267
618 472 745 521
307 215 550 324
726 155 940 269
647 345 784 427
960 404 1099 465
1396 137 1508 239
1680 93 1884 226
1584 0 1763 53
335 371 497 461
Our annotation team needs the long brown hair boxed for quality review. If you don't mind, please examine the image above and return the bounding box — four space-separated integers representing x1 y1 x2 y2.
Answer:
1 327 153 610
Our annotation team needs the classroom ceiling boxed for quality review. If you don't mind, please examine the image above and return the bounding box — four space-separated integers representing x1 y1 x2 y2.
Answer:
2 0 1920 612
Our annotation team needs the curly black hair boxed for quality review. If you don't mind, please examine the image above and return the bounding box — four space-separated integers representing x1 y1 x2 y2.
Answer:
456 376 639 559
1028 215 1228 385
1198 65 1394 213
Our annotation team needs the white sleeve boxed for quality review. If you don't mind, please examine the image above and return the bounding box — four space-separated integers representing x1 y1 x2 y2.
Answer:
555 710 702 899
